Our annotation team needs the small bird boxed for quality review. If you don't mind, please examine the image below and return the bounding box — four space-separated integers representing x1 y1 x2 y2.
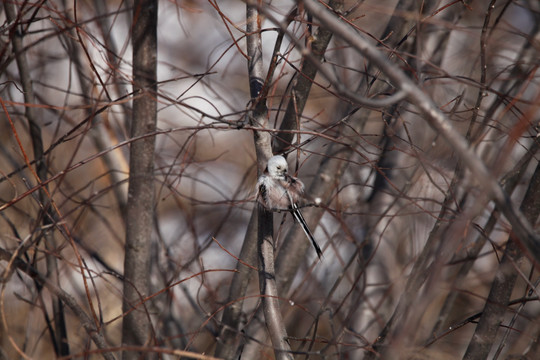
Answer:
257 155 323 258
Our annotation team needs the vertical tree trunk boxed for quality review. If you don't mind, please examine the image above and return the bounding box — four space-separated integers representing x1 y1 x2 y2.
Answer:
122 0 158 358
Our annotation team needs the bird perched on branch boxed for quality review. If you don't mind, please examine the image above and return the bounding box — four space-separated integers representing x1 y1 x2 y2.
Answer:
256 155 322 259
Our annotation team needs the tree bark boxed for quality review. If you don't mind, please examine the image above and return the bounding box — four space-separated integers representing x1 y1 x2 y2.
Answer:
122 0 158 359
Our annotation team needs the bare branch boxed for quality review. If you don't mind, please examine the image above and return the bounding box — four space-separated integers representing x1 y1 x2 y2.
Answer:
4 2 70 356
258 206 294 360
2 1 539 358
122 0 158 358
0 249 117 360
246 1 292 359
302 0 540 263
273 0 343 155
463 159 540 359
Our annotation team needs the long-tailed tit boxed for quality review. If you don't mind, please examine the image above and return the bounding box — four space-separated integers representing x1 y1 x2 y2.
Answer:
257 155 323 259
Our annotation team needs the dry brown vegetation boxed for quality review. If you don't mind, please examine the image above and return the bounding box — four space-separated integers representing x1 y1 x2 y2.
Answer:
0 1 539 359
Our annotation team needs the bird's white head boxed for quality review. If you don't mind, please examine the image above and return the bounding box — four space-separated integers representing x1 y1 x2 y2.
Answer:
267 155 288 177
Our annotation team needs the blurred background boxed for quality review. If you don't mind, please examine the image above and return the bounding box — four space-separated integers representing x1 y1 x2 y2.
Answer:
0 0 539 359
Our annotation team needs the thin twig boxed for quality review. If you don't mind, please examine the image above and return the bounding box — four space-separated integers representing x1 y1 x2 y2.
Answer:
303 0 540 264
0 249 117 360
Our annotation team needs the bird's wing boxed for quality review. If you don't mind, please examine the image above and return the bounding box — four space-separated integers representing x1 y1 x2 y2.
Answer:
257 176 268 206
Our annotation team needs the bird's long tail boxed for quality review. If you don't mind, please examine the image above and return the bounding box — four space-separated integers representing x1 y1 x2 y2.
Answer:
291 205 323 259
